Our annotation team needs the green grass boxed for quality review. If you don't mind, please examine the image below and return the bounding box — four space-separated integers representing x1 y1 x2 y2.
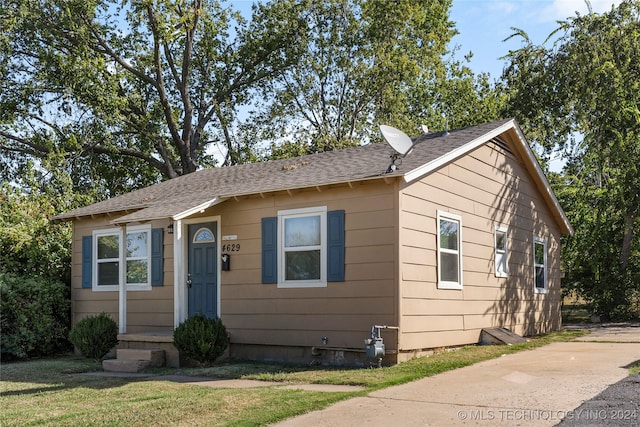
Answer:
170 329 589 390
1 330 587 426
562 303 593 324
628 360 640 375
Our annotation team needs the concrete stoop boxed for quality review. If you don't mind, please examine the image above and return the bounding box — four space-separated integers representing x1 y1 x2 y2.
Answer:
103 349 165 373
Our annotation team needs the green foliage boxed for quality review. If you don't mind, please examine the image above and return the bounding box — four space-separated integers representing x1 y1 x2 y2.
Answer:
250 0 504 159
503 0 640 320
173 315 229 365
1 0 503 183
0 273 71 360
0 184 73 282
69 313 119 360
0 0 307 185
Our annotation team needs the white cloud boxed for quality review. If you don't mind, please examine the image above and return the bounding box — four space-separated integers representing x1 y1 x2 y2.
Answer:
540 0 623 21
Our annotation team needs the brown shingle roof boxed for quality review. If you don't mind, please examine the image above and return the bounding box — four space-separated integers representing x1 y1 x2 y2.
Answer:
56 119 568 228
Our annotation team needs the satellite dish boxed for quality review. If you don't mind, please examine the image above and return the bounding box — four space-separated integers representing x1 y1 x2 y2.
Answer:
380 125 415 174
380 125 414 156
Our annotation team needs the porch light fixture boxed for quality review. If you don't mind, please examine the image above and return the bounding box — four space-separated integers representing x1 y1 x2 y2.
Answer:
167 222 174 234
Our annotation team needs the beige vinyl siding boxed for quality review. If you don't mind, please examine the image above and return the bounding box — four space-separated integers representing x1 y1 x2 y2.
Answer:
398 141 562 352
209 181 399 350
71 217 174 333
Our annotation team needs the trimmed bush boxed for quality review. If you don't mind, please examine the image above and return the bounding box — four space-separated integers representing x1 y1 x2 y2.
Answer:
173 315 229 365
0 273 71 360
69 313 118 360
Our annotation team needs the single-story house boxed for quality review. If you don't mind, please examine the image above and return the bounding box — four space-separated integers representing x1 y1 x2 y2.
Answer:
53 118 573 366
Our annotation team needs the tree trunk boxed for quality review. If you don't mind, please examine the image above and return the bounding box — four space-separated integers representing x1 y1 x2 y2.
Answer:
619 213 635 272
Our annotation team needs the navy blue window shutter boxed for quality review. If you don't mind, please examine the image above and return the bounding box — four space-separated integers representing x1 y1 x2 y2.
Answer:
82 235 92 289
327 210 345 282
262 217 277 284
151 228 164 286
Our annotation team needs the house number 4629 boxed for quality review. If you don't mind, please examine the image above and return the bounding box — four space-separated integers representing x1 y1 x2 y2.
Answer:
222 243 240 252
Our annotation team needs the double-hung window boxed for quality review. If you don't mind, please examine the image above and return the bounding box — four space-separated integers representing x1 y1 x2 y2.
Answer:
278 207 327 288
495 226 508 277
125 226 151 287
534 236 547 293
262 206 345 288
437 211 463 290
95 230 121 288
92 225 152 291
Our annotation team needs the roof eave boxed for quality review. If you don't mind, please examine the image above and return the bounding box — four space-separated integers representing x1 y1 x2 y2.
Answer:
402 119 574 236
50 207 147 223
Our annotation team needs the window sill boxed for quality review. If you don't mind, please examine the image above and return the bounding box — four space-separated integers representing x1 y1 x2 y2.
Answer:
437 282 463 290
277 281 327 289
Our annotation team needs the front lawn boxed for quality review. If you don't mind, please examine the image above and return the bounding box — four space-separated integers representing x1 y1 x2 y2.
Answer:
1 330 587 426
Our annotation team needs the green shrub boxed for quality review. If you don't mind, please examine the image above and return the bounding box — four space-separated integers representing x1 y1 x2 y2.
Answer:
69 313 118 360
0 273 71 360
173 315 229 365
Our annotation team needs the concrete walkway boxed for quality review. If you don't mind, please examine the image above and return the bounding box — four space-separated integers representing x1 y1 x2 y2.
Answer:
152 375 365 393
274 324 640 427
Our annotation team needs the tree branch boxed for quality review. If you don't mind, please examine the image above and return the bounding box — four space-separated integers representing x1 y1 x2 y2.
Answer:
78 15 157 88
85 144 171 178
0 130 51 154
145 4 193 173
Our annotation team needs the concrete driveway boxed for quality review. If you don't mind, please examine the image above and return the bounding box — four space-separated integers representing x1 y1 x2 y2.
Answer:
274 324 640 427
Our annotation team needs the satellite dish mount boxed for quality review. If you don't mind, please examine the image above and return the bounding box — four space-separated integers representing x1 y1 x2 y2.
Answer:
379 125 414 174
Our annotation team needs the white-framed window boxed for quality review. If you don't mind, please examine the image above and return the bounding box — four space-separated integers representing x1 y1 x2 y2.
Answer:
437 211 463 290
92 225 152 291
124 225 151 289
495 225 508 278
94 229 121 290
278 206 327 288
533 236 547 293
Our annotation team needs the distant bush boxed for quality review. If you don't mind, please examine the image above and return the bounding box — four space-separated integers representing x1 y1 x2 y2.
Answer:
174 315 229 365
69 313 118 360
0 273 71 360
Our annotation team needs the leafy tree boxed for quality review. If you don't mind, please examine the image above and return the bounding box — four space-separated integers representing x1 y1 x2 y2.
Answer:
0 158 94 283
245 0 505 159
0 0 307 186
2 0 505 182
503 0 640 319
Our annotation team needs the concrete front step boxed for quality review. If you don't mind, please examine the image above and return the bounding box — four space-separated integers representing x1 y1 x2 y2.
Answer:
116 349 165 367
102 349 165 373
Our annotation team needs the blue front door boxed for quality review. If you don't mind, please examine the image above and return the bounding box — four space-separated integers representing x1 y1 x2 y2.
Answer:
188 222 218 318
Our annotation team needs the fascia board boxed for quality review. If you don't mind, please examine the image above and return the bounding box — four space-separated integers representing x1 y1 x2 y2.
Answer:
171 197 226 221
108 198 226 225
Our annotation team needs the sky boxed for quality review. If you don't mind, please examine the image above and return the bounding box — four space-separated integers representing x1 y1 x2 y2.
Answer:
224 1 624 168
228 0 623 79
449 0 623 79
448 0 622 170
